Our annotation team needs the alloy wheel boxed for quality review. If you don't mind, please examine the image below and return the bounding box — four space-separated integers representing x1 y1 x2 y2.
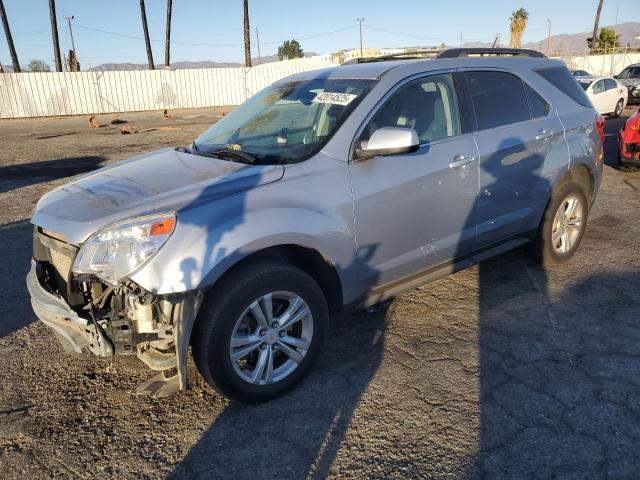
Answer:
551 194 584 254
229 291 313 385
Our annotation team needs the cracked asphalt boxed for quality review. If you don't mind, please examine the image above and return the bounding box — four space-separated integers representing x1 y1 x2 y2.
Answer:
0 107 639 479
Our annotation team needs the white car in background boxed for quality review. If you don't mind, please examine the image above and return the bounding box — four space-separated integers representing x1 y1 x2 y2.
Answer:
577 76 628 117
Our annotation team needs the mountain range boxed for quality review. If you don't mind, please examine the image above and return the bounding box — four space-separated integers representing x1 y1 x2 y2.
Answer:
462 22 640 53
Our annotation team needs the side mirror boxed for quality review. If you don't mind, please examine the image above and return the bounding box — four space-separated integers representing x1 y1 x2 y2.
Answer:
355 127 420 160
614 74 619 79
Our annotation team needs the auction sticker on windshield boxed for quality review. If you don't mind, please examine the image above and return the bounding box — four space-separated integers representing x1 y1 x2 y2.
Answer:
312 92 358 106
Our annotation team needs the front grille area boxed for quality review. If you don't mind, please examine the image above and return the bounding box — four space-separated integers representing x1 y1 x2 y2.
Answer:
33 227 83 305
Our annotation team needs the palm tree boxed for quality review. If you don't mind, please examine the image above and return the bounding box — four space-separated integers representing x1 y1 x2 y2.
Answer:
49 0 62 71
0 0 20 72
164 0 172 67
590 0 604 54
140 0 154 69
243 0 251 67
508 8 529 49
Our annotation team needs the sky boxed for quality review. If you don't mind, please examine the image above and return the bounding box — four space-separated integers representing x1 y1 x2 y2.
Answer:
0 0 638 69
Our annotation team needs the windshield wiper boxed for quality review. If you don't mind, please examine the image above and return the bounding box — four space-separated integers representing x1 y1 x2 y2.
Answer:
182 145 262 165
208 148 259 165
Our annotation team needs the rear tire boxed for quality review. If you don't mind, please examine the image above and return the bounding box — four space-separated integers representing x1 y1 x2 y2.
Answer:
528 181 589 266
191 261 329 404
611 99 624 118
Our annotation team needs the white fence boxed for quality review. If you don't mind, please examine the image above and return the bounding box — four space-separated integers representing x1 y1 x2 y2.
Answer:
2 53 639 119
557 52 640 77
0 58 337 119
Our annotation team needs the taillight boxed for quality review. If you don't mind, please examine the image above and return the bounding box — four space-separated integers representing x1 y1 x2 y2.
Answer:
595 113 605 143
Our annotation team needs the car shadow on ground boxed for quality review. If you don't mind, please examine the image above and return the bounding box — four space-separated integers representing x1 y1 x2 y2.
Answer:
172 304 389 479
0 155 105 193
474 257 640 478
0 219 35 337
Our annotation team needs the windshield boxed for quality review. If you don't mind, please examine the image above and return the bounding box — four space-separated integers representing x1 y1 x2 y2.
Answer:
193 78 375 164
618 67 640 79
579 81 592 91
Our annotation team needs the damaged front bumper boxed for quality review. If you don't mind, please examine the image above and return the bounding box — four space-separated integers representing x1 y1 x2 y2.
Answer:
27 260 113 356
26 259 202 398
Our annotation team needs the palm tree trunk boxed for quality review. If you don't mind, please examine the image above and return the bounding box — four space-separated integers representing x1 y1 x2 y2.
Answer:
243 0 251 67
164 0 172 68
140 0 154 70
590 0 604 54
49 0 62 71
0 0 20 72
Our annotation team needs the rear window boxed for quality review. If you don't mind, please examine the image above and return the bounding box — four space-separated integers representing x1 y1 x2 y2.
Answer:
467 71 530 130
604 79 617 90
534 67 592 107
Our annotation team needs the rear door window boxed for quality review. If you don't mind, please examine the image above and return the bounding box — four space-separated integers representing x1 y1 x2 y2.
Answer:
534 67 592 107
466 71 530 130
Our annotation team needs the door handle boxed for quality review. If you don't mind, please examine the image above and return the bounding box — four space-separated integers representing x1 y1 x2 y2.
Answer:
449 154 476 169
536 130 553 141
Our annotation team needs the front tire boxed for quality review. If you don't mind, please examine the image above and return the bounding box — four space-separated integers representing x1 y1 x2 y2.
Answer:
528 181 589 266
191 261 329 404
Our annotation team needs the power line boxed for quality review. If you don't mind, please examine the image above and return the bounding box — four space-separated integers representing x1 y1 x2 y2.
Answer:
74 23 239 46
364 24 468 44
72 23 356 48
258 25 356 45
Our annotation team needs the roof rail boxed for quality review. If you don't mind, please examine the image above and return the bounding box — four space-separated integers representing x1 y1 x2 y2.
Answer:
342 49 441 65
435 48 546 59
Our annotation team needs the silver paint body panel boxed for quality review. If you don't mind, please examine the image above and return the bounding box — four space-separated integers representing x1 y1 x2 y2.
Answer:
30 56 602 303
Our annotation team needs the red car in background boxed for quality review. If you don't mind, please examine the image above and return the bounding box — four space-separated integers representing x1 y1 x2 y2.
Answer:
620 107 640 167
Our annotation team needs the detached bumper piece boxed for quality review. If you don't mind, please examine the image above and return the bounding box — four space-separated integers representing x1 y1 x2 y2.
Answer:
27 261 113 356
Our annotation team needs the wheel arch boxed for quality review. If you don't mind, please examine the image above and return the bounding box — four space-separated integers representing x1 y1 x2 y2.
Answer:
561 163 595 204
199 243 344 323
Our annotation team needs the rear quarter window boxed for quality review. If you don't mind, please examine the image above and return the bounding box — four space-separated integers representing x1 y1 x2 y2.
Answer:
534 67 593 108
524 83 549 118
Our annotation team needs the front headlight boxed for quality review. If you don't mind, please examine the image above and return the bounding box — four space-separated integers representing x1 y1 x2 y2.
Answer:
73 213 176 286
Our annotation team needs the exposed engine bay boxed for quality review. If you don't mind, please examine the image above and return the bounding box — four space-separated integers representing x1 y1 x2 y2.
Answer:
30 226 202 397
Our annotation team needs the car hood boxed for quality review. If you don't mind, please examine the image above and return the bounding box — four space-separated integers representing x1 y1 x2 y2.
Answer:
618 78 640 87
31 148 284 244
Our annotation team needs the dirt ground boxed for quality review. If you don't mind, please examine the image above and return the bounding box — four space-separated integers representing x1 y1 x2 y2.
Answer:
0 106 639 480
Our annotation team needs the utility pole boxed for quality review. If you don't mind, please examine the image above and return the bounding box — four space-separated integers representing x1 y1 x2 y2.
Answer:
49 0 62 71
243 0 251 67
492 33 500 48
255 27 261 65
546 19 552 54
590 0 604 54
165 0 172 68
140 0 154 69
64 15 78 71
0 0 20 72
357 17 364 56
459 32 463 47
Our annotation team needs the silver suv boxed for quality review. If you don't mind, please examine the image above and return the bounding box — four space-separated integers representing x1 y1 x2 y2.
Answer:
28 49 603 403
